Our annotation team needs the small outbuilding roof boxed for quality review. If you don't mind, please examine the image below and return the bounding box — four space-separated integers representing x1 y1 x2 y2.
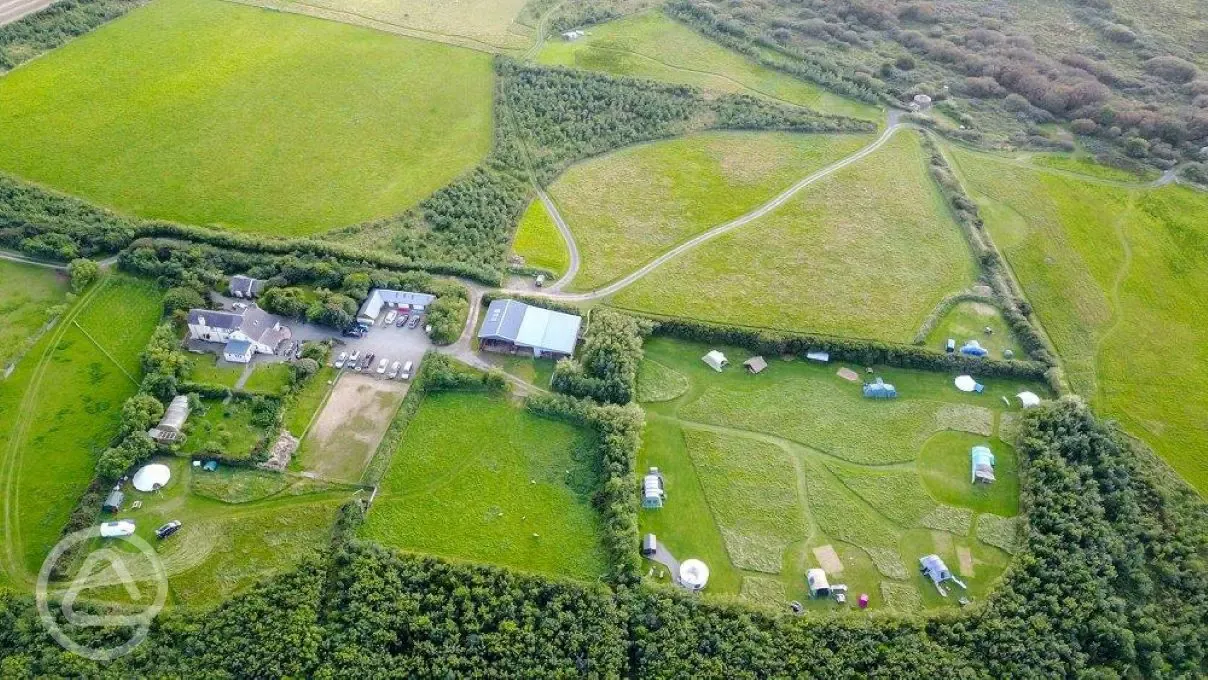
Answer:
132 463 171 492
229 275 263 297
224 339 254 358
702 351 729 372
744 356 767 374
478 299 582 356
102 489 124 510
806 351 830 363
158 395 191 432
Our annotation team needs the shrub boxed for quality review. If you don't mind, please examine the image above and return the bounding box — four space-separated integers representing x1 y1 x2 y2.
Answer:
67 258 98 292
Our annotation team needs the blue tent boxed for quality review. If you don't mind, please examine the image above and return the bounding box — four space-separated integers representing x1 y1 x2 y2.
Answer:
862 377 897 399
960 340 988 357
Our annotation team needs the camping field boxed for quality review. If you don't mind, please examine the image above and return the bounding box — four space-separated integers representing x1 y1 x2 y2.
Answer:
0 0 494 235
950 147 1208 494
610 131 980 341
536 11 880 121
636 337 1041 610
361 390 610 581
0 259 68 370
0 274 162 583
550 131 873 291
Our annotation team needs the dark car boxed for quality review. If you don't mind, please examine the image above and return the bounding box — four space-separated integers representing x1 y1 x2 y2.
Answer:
155 520 182 540
342 328 363 338
395 316 408 328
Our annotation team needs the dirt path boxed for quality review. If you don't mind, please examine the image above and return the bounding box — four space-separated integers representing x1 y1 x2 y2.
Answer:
1092 199 1138 406
0 249 67 270
519 116 907 302
538 189 581 292
0 0 57 27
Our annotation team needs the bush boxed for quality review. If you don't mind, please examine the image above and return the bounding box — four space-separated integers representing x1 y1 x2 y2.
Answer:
425 295 468 345
551 310 650 404
67 258 98 292
163 285 206 315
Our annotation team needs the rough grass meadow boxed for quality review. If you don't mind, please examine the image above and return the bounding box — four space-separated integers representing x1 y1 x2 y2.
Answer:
612 131 979 341
0 0 494 235
0 260 68 370
510 198 570 278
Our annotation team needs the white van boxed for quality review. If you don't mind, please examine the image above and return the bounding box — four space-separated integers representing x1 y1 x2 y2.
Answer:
401 360 414 380
387 361 401 379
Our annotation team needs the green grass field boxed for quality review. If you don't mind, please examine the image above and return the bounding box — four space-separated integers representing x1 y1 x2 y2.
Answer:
0 260 68 370
273 0 532 50
243 362 293 395
0 275 162 583
951 146 1208 494
362 390 609 580
924 301 1024 359
551 131 872 290
283 366 336 436
510 198 570 278
180 398 271 460
187 354 244 387
64 456 354 607
636 337 1036 610
612 131 980 341
0 0 494 235
536 11 880 121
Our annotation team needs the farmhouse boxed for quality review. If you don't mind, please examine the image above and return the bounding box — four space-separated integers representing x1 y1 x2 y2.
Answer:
228 275 264 299
357 289 436 326
187 306 290 363
148 395 191 444
971 445 996 484
477 299 582 359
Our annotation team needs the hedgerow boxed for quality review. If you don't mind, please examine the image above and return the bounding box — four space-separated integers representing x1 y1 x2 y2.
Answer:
551 309 651 404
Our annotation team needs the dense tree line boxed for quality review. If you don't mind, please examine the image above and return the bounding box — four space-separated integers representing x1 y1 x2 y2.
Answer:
0 174 135 260
711 93 876 132
0 0 143 71
551 309 650 404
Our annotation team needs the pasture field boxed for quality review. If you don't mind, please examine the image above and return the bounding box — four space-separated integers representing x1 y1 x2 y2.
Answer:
242 362 293 395
611 131 979 341
950 146 1208 494
0 0 494 235
361 390 609 581
510 198 570 278
0 260 68 370
180 398 271 460
924 301 1024 359
552 131 873 290
636 337 1040 610
65 457 355 607
283 366 337 436
266 0 531 50
536 11 880 121
292 373 407 483
0 275 161 582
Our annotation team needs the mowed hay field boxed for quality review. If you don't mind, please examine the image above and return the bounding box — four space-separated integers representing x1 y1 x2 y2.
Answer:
362 390 610 580
612 131 979 341
266 0 531 50
0 0 494 235
552 131 873 291
637 338 1039 610
951 147 1208 493
537 11 880 121
0 260 68 370
510 198 570 278
0 275 162 582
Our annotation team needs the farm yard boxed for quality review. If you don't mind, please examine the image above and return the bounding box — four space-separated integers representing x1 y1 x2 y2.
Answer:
950 147 1208 494
536 11 880 121
0 275 162 582
636 337 1038 610
361 390 610 581
0 0 494 234
0 259 68 371
550 131 873 290
610 132 980 340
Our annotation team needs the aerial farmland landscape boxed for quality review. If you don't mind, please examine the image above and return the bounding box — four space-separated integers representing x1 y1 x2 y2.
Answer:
0 0 1205 675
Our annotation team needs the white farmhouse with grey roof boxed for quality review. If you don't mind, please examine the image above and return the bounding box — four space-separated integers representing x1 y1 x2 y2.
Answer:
477 299 582 359
357 289 436 325
187 306 290 363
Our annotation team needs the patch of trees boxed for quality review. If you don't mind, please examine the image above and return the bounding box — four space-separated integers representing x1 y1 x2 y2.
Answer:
710 93 875 132
547 0 656 33
551 309 651 404
0 174 135 260
0 0 143 71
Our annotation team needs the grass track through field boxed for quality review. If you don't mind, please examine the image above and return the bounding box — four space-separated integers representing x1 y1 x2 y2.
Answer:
0 278 110 585
523 114 905 301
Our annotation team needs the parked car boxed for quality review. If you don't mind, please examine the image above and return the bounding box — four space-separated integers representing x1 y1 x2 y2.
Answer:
384 310 397 325
99 520 136 538
376 358 389 375
408 314 423 329
401 360 414 380
155 520 182 540
395 315 408 328
945 338 956 353
334 352 348 369
387 361 401 379
535 274 546 287
361 354 375 372
341 328 361 338
348 351 360 365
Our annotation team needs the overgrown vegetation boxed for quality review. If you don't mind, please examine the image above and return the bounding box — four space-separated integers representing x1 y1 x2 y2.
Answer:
0 0 144 71
552 309 651 404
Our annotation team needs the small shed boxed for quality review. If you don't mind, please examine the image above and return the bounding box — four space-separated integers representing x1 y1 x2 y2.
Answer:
807 568 831 597
1017 391 1041 408
642 467 665 509
971 445 996 484
862 377 897 399
229 275 264 299
960 340 988 357
743 356 768 374
919 554 966 596
806 350 830 363
702 350 729 372
562 29 585 40
102 489 124 513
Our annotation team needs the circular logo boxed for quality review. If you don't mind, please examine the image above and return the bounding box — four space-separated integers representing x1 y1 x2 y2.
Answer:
36 526 168 662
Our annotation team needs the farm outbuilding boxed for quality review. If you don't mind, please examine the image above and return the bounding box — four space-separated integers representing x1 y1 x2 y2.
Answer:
971 445 996 483
478 299 583 359
642 467 666 509
744 356 767 374
228 274 264 299
102 489 124 512
148 395 191 443
806 351 830 363
920 554 967 596
357 289 436 325
862 377 897 399
702 350 729 372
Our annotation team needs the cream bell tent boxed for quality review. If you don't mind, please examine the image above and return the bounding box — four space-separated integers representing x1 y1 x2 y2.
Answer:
132 463 171 492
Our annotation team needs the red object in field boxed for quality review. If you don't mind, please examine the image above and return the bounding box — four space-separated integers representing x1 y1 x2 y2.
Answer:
858 594 870 609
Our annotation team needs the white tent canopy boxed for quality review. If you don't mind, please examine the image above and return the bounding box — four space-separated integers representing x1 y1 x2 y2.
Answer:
1017 391 1041 408
954 375 977 393
702 351 729 372
132 463 171 492
679 559 710 590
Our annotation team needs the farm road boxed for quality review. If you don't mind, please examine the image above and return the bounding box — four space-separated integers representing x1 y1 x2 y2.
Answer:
0 0 55 26
517 112 907 301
